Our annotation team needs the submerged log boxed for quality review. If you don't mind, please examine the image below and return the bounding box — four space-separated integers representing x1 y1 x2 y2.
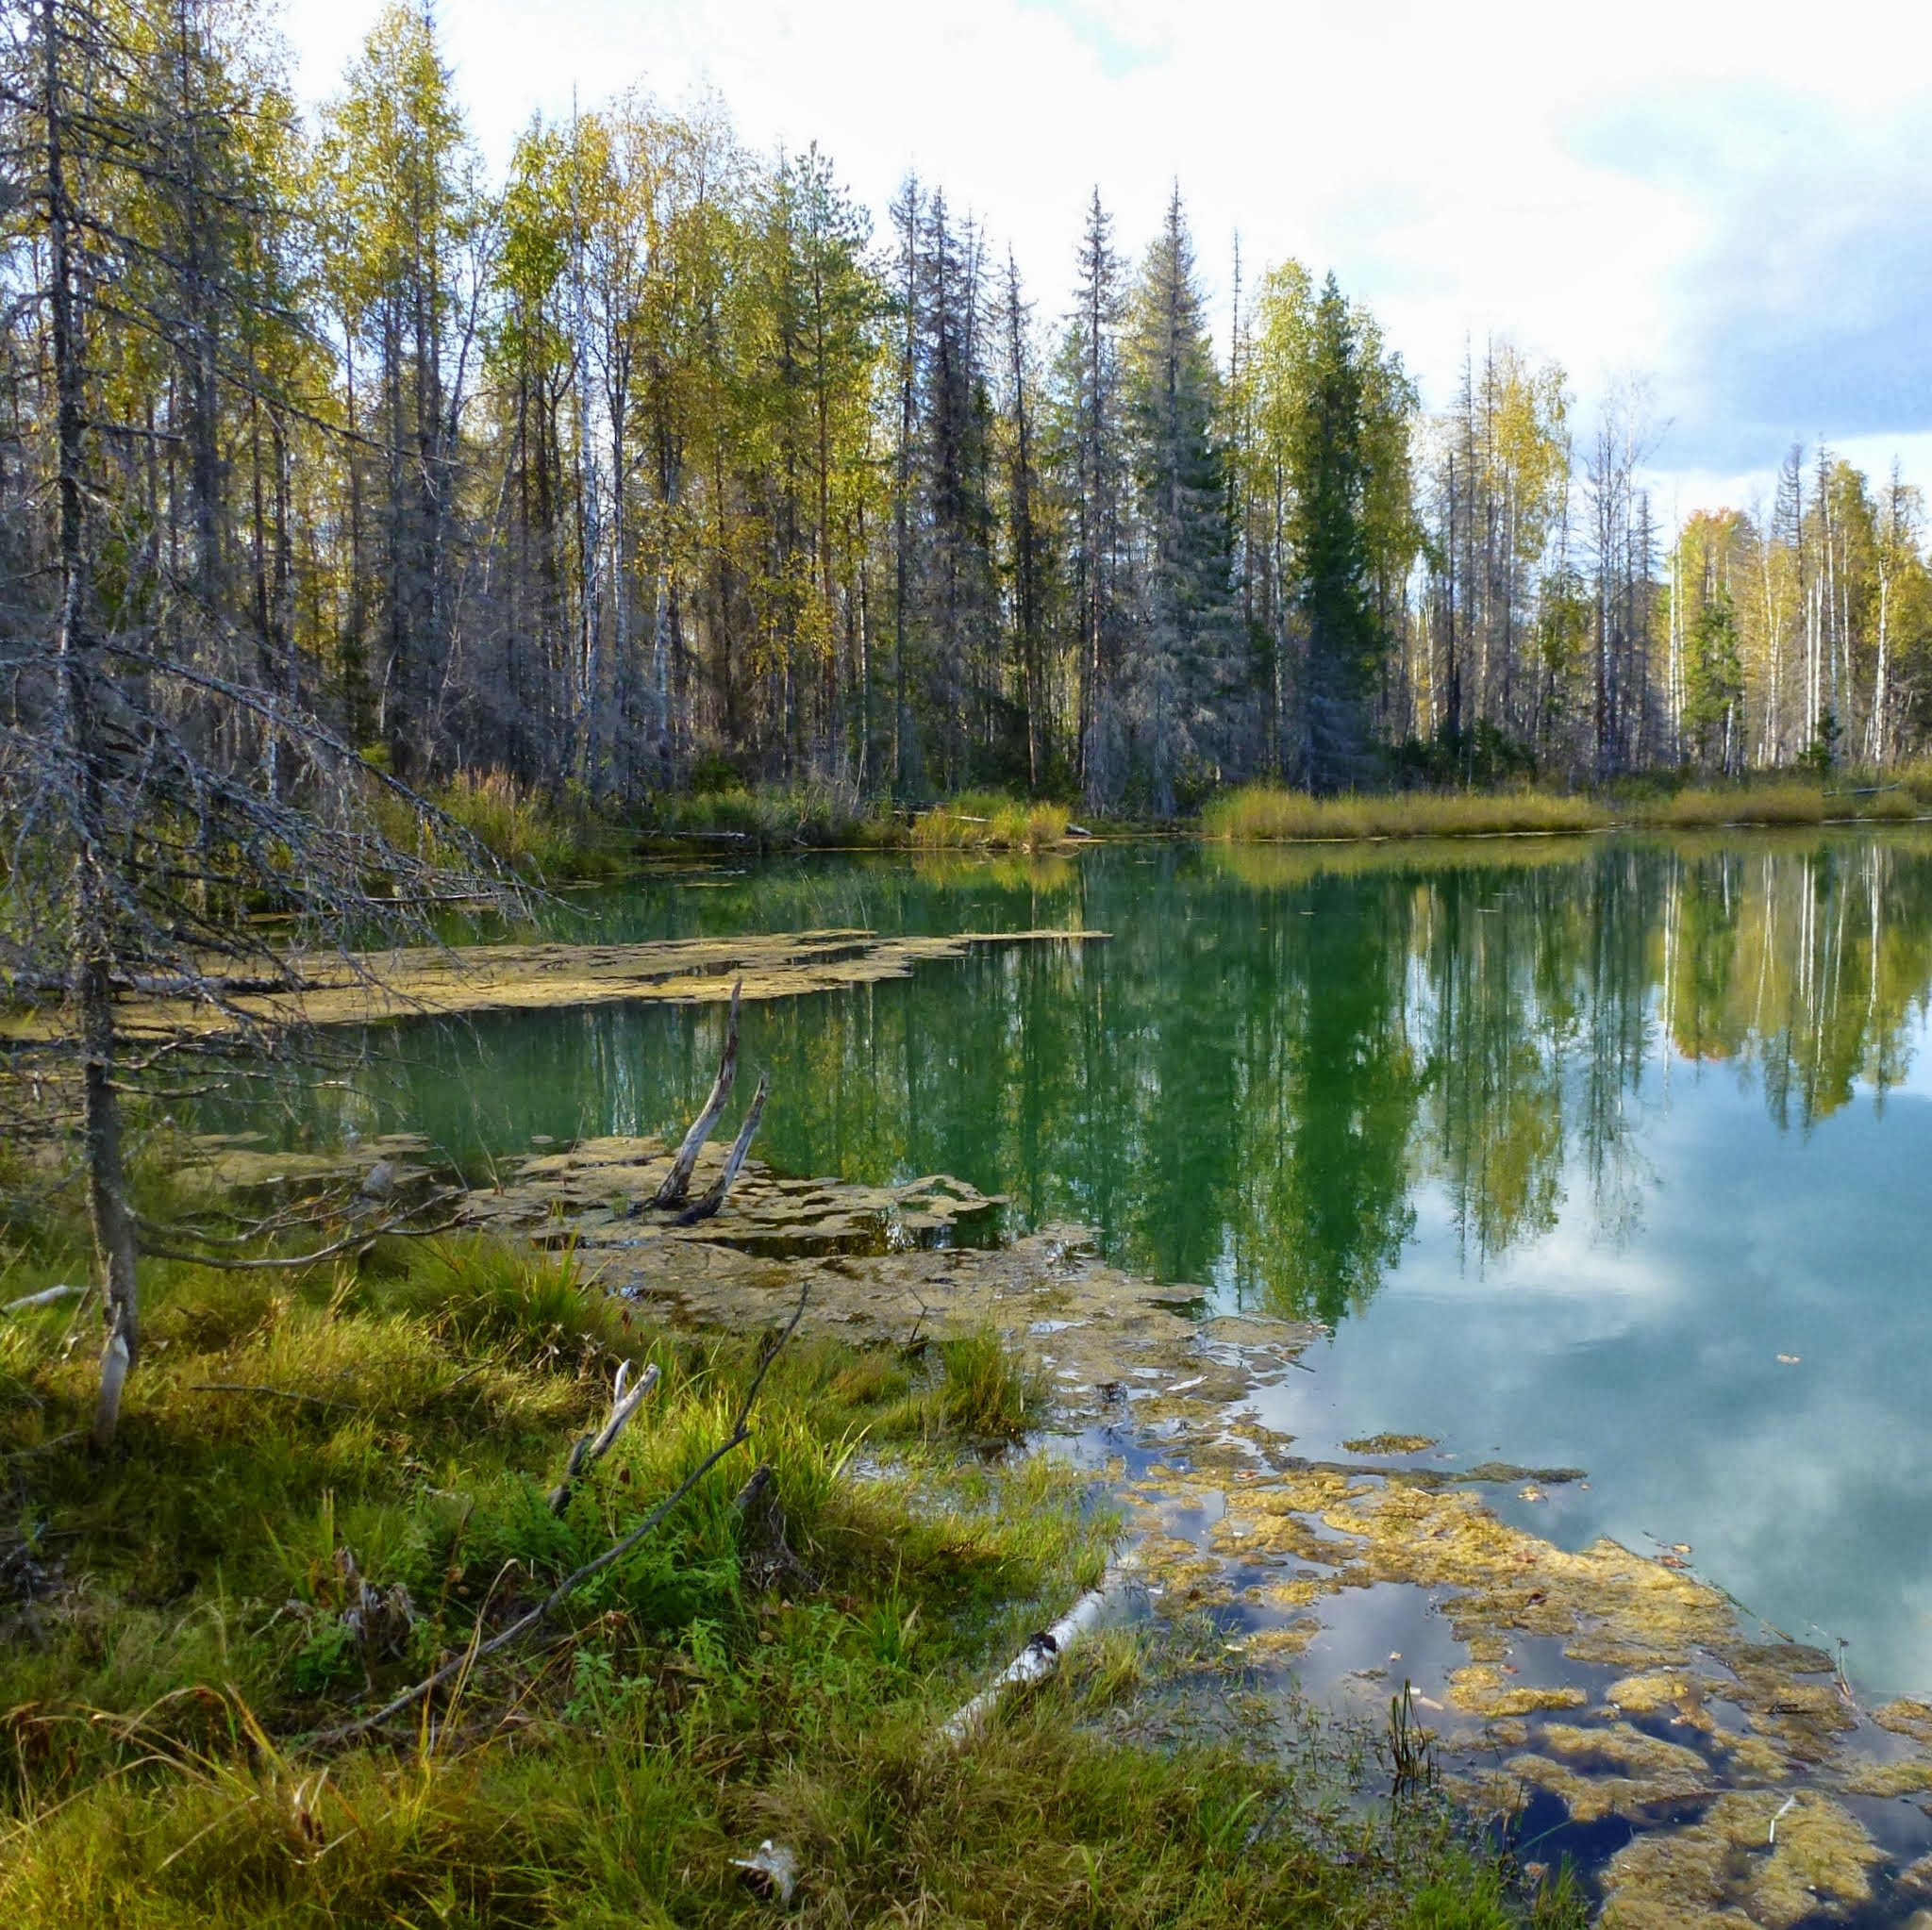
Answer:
650 980 741 1210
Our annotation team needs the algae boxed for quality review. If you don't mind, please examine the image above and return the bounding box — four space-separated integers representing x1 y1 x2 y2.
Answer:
76 925 1110 1039
1878 1699 1932 1747
1600 1789 1882 1929
1448 1665 1588 1719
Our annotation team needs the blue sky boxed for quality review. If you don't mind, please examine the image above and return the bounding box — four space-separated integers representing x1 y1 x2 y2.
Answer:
279 0 1932 511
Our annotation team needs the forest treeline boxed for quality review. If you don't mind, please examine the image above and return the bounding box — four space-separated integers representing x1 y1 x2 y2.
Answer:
8 0 1932 817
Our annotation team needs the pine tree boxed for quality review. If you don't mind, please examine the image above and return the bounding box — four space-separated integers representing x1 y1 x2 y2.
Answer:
1056 189 1128 807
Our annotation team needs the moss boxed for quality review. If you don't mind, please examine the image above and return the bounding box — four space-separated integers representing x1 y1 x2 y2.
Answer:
1343 1432 1438 1456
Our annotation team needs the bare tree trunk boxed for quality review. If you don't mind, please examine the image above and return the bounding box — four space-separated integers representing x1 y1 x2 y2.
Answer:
42 0 141 1440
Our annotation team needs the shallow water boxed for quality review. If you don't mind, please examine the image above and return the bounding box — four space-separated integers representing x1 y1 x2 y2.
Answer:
225 830 1932 1701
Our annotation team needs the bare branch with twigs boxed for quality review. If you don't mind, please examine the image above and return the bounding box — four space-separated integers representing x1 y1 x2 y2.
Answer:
306 1285 809 1753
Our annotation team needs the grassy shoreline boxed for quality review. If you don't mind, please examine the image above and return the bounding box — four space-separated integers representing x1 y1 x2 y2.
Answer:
0 1221 1574 1928
1202 776 1932 843
424 767 1932 883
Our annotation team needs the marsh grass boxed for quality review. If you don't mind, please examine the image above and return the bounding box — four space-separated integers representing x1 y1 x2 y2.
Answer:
1203 789 1610 842
1208 778 1932 844
0 1231 1574 1928
643 780 901 852
910 791 1073 853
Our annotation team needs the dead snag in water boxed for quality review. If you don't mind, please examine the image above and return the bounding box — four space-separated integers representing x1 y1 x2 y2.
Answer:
675 1070 770 1227
648 980 741 1210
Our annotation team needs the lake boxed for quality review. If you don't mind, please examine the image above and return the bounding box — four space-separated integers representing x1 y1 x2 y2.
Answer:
239 829 1932 1702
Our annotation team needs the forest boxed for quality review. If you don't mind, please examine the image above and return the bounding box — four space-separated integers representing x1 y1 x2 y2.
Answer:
8 0 1931 828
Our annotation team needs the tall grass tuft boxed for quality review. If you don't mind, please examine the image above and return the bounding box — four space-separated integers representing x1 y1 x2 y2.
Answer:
1208 777 1931 844
910 792 1072 853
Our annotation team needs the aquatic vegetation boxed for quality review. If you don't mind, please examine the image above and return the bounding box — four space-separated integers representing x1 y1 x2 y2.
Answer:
0 1214 1593 1930
75 925 1111 1040
1598 1789 1884 1928
910 792 1073 853
1205 779 1928 845
1203 787 1611 841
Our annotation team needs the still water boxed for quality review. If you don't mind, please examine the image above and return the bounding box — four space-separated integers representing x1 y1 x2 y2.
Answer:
240 832 1932 1696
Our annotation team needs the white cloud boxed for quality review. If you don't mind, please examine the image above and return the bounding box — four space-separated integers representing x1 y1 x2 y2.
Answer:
277 0 1932 504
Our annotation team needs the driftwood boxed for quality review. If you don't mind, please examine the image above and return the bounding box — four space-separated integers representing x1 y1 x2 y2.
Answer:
650 981 741 1209
938 1565 1133 1746
547 1360 661 1513
308 1285 809 1753
675 1070 770 1226
1 1284 84 1315
732 1461 810 1594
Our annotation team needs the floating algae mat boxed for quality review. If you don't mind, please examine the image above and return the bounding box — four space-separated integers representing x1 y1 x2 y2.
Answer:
87 925 1107 1038
457 1137 1315 1392
1089 1372 1932 1926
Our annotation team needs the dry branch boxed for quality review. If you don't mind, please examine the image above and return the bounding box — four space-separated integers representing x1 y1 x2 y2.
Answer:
1 1284 85 1315
307 1285 808 1753
546 1360 661 1514
675 1070 770 1227
649 980 741 1209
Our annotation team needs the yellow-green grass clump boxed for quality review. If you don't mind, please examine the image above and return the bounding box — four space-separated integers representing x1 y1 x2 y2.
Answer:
1204 786 1609 842
0 1234 1571 1930
1207 777 1932 844
911 790 1072 853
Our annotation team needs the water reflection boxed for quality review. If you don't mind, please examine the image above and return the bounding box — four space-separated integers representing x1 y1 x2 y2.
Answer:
216 830 1932 1690
253 832 1932 1329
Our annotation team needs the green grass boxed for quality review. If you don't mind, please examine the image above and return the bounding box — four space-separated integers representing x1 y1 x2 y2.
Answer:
641 780 901 853
0 1227 1572 1928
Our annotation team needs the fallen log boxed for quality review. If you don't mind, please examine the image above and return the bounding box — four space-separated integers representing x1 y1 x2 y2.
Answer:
938 1561 1134 1745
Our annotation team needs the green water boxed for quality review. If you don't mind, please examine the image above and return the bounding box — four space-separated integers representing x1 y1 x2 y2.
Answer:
237 832 1932 1695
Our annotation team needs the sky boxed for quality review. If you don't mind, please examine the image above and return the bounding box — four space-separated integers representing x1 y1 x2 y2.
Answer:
275 0 1932 515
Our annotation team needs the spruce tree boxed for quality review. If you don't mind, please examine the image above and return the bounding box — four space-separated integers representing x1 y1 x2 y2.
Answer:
1123 187 1233 815
1293 274 1379 791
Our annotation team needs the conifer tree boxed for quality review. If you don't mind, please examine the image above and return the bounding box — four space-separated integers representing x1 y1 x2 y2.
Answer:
1122 187 1234 813
1293 275 1380 790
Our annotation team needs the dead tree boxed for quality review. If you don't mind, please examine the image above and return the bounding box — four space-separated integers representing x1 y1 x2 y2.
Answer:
0 0 522 1440
649 981 741 1207
635 988 769 1225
